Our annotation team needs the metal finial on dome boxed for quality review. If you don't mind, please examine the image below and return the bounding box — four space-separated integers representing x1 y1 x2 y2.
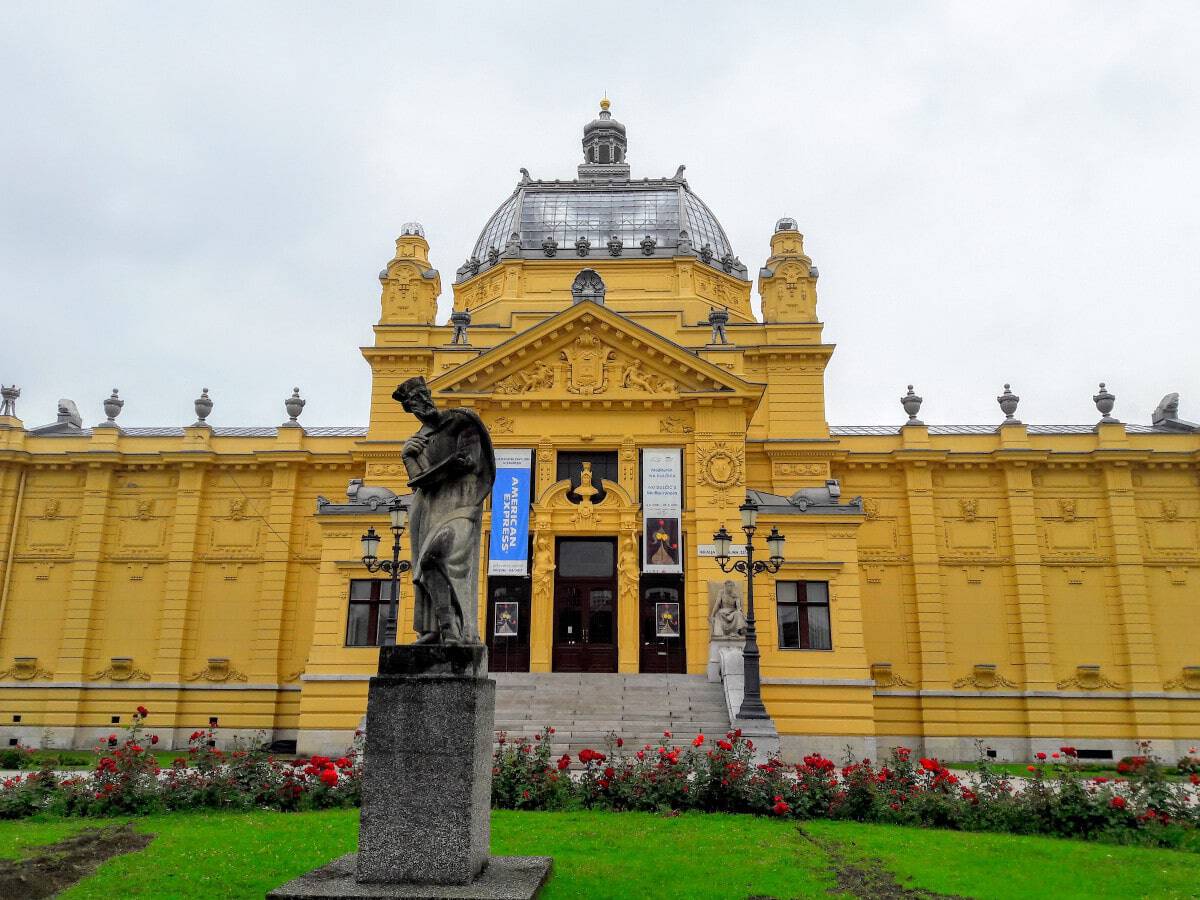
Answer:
599 97 610 112
400 222 424 238
581 98 627 172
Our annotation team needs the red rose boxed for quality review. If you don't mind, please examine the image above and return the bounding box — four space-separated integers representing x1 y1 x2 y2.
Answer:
320 768 339 787
557 754 571 771
1110 796 1127 810
1026 765 1036 773
692 735 705 747
1035 752 1047 761
603 767 615 780
335 757 352 769
150 735 159 745
772 800 789 816
663 730 672 739
717 740 733 752
615 738 623 748
636 750 645 761
136 705 149 718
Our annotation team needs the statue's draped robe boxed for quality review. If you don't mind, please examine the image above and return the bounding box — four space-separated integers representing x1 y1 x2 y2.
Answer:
403 408 496 641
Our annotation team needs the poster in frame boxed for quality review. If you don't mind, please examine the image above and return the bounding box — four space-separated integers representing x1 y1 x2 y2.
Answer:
494 601 519 637
655 601 681 638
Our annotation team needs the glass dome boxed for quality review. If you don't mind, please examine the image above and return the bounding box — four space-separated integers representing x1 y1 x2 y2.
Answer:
459 101 745 282
466 181 739 278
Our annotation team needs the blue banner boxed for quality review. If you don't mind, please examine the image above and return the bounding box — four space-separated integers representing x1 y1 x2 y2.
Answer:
488 449 532 576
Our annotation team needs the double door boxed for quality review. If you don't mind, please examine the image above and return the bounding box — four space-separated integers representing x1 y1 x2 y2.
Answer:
552 538 617 673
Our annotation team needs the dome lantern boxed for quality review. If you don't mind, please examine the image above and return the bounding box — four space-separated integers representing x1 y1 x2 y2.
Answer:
580 98 630 180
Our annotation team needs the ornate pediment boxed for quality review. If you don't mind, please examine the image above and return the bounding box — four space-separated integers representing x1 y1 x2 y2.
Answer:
431 302 761 401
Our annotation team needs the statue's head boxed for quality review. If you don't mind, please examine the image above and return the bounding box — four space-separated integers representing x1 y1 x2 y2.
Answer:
393 376 437 420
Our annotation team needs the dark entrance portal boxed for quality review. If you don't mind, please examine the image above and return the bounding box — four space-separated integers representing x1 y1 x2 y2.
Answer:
485 577 530 672
639 575 687 673
552 537 618 673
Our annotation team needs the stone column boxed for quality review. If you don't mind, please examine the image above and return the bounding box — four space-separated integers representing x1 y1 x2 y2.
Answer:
357 645 494 885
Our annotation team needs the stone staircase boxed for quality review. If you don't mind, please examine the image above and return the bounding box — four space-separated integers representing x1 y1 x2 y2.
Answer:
491 673 731 760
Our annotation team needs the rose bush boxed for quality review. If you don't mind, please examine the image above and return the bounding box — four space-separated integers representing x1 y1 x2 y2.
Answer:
1 709 1196 850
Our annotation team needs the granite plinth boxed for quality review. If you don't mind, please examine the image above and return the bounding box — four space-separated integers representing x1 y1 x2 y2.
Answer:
267 853 551 899
378 644 489 678
357 644 495 886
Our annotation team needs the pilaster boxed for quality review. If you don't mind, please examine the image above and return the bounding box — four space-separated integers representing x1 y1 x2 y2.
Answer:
56 464 116 680
251 462 300 681
1101 464 1160 688
901 463 948 684
155 464 206 679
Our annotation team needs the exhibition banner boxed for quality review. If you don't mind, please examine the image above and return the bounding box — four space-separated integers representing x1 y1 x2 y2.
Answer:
642 448 683 574
488 449 532 576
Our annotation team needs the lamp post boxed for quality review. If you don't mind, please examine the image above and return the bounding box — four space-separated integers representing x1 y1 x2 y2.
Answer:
712 495 786 720
360 500 412 647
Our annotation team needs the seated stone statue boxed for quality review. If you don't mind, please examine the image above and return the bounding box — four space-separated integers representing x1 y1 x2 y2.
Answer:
708 579 747 639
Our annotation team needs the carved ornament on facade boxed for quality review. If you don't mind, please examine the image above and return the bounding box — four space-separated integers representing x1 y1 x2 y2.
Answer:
0 658 53 681
697 442 744 506
959 498 978 521
862 498 880 519
1055 665 1121 691
620 361 674 394
870 663 914 689
1163 666 1200 691
494 361 555 395
90 658 151 682
659 416 693 434
952 664 1017 690
186 658 249 683
774 462 826 477
282 670 303 683
561 328 616 395
491 416 515 434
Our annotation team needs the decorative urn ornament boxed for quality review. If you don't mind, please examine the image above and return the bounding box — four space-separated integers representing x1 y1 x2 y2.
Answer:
1093 382 1118 423
997 383 1021 424
901 385 924 425
283 387 305 426
101 388 124 426
193 388 213 427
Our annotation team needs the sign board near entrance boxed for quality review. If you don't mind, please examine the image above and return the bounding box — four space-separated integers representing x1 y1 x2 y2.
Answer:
642 448 682 574
488 449 532 575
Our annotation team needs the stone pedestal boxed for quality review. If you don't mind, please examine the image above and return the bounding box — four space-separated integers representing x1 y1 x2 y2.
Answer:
268 644 551 899
707 636 743 682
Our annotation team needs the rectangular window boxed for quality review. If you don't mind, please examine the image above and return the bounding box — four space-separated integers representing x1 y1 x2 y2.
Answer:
346 580 392 647
776 581 832 650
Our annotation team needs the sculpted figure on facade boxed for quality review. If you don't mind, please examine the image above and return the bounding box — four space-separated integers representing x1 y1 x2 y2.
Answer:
707 579 747 638
621 361 673 394
394 376 496 644
494 361 555 394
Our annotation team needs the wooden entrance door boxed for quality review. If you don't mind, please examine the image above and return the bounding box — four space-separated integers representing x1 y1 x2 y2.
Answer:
485 577 531 673
639 575 687 673
552 538 618 673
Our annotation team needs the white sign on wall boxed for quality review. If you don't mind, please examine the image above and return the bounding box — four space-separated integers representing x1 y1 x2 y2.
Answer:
642 448 683 574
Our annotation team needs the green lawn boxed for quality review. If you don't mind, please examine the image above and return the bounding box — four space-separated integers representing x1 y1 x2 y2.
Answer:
942 760 1189 782
0 809 1195 899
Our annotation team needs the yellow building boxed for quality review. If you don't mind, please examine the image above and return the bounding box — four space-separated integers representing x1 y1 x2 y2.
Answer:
1 101 1198 761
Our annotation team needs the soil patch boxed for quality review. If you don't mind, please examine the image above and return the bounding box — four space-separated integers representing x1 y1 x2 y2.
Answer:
0 823 153 898
797 828 971 900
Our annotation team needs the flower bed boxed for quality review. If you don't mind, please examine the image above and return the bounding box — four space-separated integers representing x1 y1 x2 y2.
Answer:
490 729 1199 849
0 707 362 819
2 709 1196 850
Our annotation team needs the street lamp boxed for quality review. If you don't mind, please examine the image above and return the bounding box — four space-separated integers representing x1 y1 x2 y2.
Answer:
360 499 411 647
712 494 786 720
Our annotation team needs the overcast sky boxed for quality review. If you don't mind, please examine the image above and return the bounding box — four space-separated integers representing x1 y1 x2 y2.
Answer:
2 2 1198 430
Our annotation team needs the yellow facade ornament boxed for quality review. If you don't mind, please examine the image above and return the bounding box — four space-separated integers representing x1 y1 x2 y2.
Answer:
186 658 249 684
561 327 615 395
572 462 600 523
1163 666 1200 691
1056 665 1122 691
697 441 744 505
89 657 151 682
0 658 52 681
870 662 914 689
953 664 1018 690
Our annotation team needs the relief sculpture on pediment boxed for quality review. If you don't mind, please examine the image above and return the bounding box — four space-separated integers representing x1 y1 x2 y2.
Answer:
561 327 616 395
494 361 555 394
